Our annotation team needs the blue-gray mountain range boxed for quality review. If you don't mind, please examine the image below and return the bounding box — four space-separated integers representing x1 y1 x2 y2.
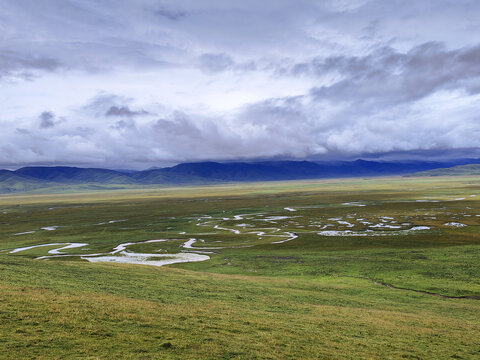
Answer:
1 159 479 193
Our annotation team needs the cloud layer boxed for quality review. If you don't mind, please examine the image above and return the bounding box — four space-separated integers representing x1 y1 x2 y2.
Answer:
1 0 480 168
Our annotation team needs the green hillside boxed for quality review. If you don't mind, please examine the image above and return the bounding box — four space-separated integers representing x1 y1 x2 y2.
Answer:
408 164 480 177
0 170 55 193
15 167 137 185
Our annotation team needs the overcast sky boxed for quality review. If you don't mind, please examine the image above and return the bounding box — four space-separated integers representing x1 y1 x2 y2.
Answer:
1 0 480 169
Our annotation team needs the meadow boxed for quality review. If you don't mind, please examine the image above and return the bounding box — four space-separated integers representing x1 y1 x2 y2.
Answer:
1 176 480 359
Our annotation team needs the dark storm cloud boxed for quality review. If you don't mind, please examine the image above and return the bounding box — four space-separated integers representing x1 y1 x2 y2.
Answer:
105 106 150 117
39 111 55 129
300 42 480 108
0 51 60 80
155 7 187 21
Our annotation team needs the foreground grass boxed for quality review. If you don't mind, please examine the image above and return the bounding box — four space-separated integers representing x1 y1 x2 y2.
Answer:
1 256 479 359
1 176 480 359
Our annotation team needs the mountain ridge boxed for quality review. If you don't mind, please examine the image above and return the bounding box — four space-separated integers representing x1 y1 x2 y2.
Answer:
2 158 480 193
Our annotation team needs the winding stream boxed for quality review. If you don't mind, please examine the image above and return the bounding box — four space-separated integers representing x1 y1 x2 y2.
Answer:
9 239 210 267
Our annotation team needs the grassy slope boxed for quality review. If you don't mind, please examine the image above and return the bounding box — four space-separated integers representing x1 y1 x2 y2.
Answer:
14 167 138 185
408 164 480 176
0 171 55 193
1 176 480 359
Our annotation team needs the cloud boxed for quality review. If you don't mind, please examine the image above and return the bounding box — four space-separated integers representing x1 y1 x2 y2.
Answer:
105 106 150 117
155 6 186 21
39 111 55 128
1 1 480 168
297 42 480 109
1 82 479 169
0 51 61 80
197 53 234 73
83 94 149 118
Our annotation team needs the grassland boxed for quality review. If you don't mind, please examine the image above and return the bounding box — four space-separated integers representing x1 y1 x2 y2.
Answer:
1 176 480 359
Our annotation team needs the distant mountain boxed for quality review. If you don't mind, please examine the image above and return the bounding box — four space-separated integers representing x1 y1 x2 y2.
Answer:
149 159 480 182
15 166 137 185
113 169 138 174
1 158 480 193
407 164 480 177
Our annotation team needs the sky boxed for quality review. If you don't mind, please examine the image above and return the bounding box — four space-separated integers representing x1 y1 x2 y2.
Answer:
1 0 480 169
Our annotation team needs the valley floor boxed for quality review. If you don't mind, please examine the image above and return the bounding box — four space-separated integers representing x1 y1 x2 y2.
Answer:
1 176 479 359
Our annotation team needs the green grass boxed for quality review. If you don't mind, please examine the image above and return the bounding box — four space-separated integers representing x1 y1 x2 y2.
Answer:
1 176 480 359
408 164 480 177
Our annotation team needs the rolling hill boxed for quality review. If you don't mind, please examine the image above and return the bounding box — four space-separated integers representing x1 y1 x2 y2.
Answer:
407 164 480 177
0 170 56 193
15 166 137 184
